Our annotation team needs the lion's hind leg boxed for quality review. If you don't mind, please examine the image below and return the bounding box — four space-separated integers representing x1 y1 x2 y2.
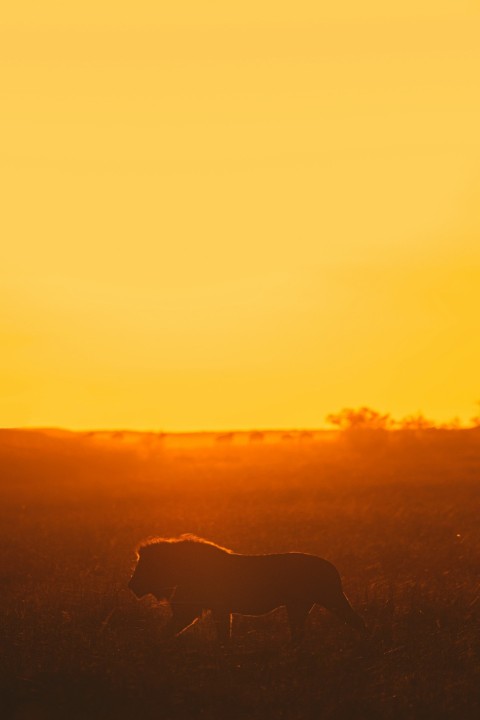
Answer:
211 608 232 645
286 600 313 646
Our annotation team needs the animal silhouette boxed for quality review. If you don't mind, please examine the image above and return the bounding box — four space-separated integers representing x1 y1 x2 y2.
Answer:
128 535 365 643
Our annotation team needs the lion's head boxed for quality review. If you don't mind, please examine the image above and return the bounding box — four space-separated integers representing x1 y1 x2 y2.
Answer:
128 541 177 600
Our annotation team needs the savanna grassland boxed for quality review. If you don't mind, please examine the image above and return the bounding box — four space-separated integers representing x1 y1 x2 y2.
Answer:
1 427 480 719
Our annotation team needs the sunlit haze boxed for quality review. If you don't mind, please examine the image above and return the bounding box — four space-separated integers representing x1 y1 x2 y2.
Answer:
2 1 480 431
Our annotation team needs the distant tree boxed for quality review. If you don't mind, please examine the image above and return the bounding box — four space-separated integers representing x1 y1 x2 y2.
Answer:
326 407 392 430
438 417 462 430
216 432 234 444
299 430 315 440
249 431 264 442
470 401 480 428
396 413 435 430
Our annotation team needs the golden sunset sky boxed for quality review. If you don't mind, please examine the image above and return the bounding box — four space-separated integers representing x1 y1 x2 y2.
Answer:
2 1 480 431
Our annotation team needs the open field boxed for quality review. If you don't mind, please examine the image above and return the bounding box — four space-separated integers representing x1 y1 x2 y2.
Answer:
1 428 480 719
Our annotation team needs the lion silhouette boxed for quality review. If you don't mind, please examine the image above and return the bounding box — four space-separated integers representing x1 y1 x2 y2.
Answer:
128 535 365 643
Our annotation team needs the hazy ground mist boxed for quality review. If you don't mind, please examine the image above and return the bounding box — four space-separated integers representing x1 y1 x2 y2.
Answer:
1 428 480 719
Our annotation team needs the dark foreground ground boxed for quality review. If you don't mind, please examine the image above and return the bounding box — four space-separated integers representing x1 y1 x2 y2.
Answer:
1 427 480 719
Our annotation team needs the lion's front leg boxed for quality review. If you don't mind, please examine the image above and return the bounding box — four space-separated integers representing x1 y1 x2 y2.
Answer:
168 598 203 637
163 586 201 637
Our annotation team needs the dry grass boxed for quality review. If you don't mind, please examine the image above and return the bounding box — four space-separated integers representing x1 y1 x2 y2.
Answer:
1 428 480 719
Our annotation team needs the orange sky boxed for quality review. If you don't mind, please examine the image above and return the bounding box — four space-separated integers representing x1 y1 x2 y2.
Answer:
2 1 480 431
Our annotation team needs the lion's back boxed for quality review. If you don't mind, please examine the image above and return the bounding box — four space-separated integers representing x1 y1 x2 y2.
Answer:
186 551 337 612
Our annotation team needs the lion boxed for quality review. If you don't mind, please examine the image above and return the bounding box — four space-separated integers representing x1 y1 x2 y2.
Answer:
128 534 365 644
